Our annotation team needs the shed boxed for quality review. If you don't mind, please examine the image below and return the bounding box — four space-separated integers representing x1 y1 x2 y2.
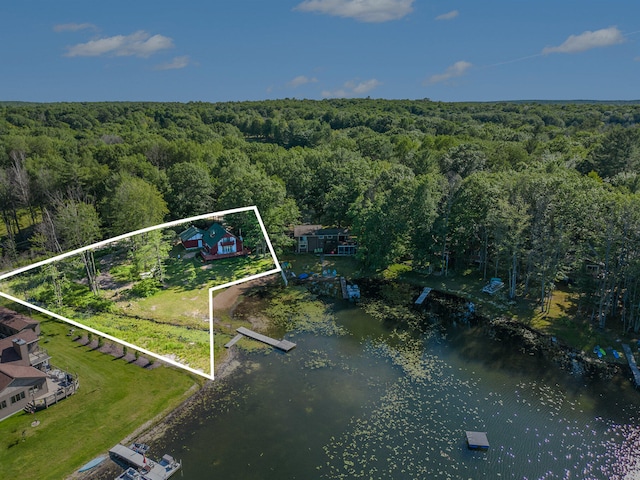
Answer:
178 226 204 250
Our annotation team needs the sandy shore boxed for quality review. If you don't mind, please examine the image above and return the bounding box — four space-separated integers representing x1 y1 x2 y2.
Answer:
212 275 277 317
67 275 274 479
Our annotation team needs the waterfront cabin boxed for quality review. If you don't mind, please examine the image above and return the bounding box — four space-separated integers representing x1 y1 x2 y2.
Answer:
178 223 247 261
293 225 356 255
200 223 246 261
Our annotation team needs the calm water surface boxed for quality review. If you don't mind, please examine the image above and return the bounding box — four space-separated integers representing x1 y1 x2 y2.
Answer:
160 302 640 479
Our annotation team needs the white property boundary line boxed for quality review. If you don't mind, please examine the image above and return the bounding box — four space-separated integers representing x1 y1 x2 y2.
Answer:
0 205 282 381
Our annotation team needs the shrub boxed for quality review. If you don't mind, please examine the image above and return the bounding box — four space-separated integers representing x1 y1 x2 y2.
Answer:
130 279 161 298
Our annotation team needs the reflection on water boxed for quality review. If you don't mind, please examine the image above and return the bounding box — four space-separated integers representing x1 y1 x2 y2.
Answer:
159 301 640 479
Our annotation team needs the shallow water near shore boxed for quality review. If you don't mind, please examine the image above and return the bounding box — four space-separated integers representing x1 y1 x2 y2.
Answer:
158 302 640 479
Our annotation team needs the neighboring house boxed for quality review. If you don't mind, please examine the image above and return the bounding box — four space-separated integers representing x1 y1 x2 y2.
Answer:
293 225 357 255
179 223 247 261
0 306 40 337
0 329 50 370
0 364 47 420
0 308 77 421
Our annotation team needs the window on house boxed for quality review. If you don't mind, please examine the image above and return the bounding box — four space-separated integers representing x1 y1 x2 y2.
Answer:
0 400 7 409
10 391 25 404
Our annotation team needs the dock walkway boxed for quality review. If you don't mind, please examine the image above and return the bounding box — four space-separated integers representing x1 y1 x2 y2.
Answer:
622 344 640 387
340 277 348 299
224 333 244 348
236 327 296 352
415 287 432 305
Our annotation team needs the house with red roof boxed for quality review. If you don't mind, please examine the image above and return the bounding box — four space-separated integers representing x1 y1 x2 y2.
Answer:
179 223 248 262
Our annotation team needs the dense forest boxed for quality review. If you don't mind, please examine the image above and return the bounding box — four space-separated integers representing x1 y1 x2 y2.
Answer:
1 99 640 333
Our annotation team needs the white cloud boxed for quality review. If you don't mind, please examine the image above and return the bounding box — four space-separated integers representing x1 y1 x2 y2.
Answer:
426 60 472 85
65 30 174 58
542 26 624 54
294 0 414 23
53 23 97 33
350 78 381 94
322 78 381 98
155 56 190 70
288 75 319 88
321 89 347 98
435 10 458 21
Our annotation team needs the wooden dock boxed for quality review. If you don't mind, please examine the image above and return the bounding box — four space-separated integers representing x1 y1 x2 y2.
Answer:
415 287 432 305
340 276 348 299
622 344 640 387
224 333 244 348
236 327 296 352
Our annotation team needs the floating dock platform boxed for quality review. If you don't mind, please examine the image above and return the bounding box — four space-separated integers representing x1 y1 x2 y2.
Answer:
466 431 489 450
415 287 432 305
236 326 296 352
622 344 640 387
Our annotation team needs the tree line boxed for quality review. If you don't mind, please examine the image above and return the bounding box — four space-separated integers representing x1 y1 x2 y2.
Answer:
1 99 640 332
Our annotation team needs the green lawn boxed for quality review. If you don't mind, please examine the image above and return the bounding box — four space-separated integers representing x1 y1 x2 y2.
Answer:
1 253 277 373
0 316 201 480
282 253 362 279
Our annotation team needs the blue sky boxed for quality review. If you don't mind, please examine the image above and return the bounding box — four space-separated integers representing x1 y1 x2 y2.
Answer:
2 1 639 102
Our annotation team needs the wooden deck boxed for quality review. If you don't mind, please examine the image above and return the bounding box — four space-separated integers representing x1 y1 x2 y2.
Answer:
236 327 296 352
622 344 640 387
200 250 247 262
415 287 432 305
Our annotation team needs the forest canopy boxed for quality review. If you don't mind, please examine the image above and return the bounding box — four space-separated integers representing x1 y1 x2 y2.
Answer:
2 98 640 332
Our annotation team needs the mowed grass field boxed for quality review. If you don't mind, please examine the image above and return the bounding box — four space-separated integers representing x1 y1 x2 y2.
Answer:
0 315 201 480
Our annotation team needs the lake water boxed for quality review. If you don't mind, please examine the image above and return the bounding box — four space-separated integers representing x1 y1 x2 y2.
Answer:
158 301 640 479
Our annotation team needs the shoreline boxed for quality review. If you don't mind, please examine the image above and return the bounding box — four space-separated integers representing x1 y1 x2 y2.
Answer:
66 279 252 480
68 275 637 479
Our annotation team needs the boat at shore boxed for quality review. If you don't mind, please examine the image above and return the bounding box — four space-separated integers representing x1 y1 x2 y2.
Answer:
110 443 181 480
